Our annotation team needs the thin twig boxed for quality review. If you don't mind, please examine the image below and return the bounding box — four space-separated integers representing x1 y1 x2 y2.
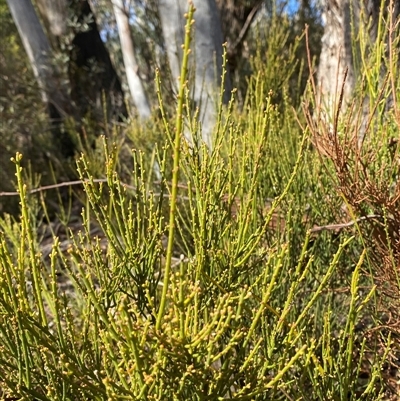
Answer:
228 1 263 55
0 180 387 236
305 24 317 100
0 179 195 197
0 179 110 196
310 214 384 233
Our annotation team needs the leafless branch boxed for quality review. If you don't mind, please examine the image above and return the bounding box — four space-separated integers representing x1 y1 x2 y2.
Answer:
228 1 263 55
310 214 384 233
0 179 110 196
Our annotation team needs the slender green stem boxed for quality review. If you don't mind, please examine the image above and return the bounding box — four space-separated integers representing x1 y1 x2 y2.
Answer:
14 154 48 329
156 4 195 331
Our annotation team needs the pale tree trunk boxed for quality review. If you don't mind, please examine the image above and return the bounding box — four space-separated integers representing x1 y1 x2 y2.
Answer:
35 0 67 39
317 0 399 119
112 0 151 119
8 0 128 156
6 0 67 116
33 0 127 121
317 0 355 114
158 0 230 147
34 0 127 156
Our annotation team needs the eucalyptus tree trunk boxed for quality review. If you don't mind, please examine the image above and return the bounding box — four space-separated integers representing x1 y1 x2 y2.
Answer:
158 0 230 147
34 0 67 40
8 0 128 156
112 0 151 119
317 0 356 113
317 0 399 120
6 0 67 117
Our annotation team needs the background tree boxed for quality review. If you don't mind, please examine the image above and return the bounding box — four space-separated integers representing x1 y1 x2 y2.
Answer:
111 0 151 118
0 0 51 213
317 0 400 121
215 0 263 77
158 0 229 147
6 0 68 126
317 0 358 112
66 0 127 124
3 0 328 158
7 0 127 157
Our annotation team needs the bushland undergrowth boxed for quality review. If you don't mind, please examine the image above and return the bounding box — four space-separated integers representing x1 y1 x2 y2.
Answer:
0 5 399 401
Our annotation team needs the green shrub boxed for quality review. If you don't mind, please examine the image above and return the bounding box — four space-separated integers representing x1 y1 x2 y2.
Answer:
0 5 397 400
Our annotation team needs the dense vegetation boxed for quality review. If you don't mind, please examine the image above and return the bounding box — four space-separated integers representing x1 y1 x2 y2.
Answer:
0 2 399 400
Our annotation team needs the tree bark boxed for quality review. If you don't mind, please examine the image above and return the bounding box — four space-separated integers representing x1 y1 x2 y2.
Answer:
35 0 67 39
158 0 230 147
8 0 128 157
6 0 75 156
317 0 399 118
112 0 151 119
6 0 67 116
317 0 355 113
